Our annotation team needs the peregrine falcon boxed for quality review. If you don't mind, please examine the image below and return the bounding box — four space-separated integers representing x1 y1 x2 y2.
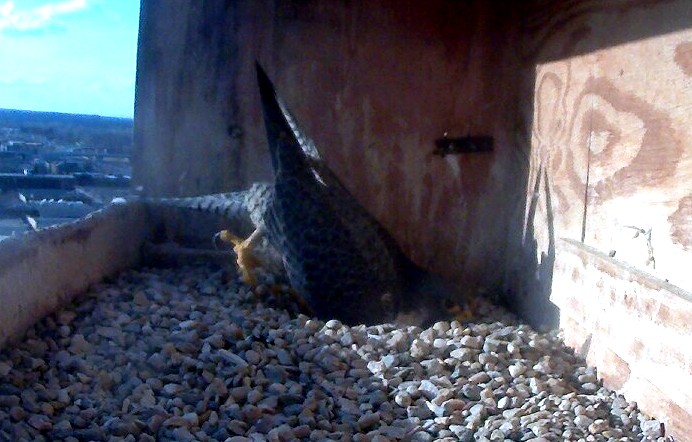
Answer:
249 63 467 325
144 64 471 326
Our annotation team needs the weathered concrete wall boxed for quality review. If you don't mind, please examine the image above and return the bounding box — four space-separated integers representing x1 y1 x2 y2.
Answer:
133 0 526 304
134 1 256 196
0 204 150 349
552 239 692 439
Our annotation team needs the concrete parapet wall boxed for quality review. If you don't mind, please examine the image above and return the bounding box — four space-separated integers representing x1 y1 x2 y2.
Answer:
552 239 692 439
0 203 151 349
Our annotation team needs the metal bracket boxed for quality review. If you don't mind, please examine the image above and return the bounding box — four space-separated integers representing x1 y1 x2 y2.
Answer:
433 134 494 156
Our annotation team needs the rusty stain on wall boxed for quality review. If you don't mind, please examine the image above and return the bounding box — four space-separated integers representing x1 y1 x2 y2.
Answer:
584 77 681 200
674 40 692 76
669 195 692 251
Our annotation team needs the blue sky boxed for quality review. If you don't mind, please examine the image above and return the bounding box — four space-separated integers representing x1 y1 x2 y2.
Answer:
0 0 140 118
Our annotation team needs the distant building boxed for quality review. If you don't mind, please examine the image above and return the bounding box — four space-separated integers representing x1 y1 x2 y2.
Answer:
55 160 94 175
31 160 51 175
72 146 101 155
7 141 43 151
0 152 31 173
0 173 76 191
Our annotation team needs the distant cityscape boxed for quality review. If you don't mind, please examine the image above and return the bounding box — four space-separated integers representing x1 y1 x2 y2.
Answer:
0 109 134 239
0 108 133 176
0 138 131 176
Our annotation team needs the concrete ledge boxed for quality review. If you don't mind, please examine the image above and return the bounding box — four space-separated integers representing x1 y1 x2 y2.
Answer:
552 238 692 440
141 242 236 268
0 202 151 349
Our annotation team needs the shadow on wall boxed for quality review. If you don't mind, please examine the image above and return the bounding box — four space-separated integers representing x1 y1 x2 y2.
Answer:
506 0 692 329
509 164 558 331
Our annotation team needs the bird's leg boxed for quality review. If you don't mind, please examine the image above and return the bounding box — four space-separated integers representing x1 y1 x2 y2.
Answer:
215 228 314 316
214 228 264 287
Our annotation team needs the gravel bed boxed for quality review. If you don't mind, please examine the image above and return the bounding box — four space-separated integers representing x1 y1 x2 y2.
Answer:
0 264 671 442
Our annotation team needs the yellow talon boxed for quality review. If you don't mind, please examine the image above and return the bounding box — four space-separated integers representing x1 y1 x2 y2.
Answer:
214 228 313 316
216 229 244 247
215 228 264 287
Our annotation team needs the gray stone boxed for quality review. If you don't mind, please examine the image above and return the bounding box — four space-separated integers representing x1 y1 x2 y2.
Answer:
449 347 476 362
459 335 483 349
508 362 527 378
640 419 663 438
574 415 594 428
357 412 380 431
0 265 663 442
28 414 52 432
449 425 474 442
218 349 249 367
468 371 490 384
462 384 482 401
0 362 11 377
410 339 431 358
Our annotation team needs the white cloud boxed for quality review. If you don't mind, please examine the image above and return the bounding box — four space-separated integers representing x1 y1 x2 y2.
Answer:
0 0 88 33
